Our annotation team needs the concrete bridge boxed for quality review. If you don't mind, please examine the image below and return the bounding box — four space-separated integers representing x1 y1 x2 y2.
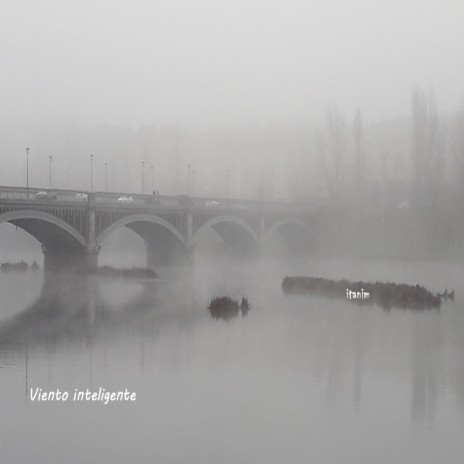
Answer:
0 186 322 270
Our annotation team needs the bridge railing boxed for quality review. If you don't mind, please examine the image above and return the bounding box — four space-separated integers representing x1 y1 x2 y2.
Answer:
94 191 180 207
0 185 325 212
0 185 90 202
94 191 320 212
191 196 322 212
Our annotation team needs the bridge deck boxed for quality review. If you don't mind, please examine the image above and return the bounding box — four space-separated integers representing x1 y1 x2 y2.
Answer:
0 185 319 213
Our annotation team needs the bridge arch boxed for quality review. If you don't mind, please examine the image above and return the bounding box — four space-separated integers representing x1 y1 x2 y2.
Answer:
0 210 86 250
262 217 312 245
96 213 186 246
193 215 259 247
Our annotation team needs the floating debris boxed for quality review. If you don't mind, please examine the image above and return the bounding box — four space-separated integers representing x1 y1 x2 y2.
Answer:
209 296 239 320
208 296 251 320
282 276 453 310
240 297 251 317
438 288 455 302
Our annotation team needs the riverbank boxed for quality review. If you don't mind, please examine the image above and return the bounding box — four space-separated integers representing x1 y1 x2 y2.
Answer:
91 266 157 279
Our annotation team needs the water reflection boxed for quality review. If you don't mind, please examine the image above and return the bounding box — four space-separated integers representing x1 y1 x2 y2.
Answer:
0 260 464 463
0 271 196 352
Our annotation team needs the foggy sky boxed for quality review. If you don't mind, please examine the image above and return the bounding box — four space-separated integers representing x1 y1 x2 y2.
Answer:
2 0 464 128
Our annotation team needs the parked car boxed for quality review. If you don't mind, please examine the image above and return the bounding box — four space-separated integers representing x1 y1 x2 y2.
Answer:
117 196 134 204
205 200 219 207
75 193 88 202
35 191 57 200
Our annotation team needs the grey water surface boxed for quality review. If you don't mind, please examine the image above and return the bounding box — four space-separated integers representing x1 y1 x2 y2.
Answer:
1 257 464 464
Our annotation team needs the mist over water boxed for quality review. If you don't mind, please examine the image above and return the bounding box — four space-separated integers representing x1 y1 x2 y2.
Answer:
1 254 464 464
2 1 464 462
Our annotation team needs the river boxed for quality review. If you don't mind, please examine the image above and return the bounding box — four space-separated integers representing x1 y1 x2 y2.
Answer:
0 256 464 463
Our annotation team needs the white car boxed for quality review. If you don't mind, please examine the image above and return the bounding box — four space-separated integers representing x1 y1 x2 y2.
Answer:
118 196 134 204
75 193 88 202
205 200 219 207
397 201 410 210
35 191 57 200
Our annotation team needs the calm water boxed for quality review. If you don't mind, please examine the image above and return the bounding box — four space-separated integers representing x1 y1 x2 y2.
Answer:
1 257 464 464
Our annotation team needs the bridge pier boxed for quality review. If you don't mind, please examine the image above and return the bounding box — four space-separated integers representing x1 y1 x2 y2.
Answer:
85 247 99 271
86 194 98 269
185 211 195 265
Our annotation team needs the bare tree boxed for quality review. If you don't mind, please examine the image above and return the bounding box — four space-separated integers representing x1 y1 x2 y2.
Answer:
411 89 445 210
353 108 365 204
453 102 464 208
317 106 346 207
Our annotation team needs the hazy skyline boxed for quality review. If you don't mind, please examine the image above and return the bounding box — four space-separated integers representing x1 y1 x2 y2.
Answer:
1 0 464 129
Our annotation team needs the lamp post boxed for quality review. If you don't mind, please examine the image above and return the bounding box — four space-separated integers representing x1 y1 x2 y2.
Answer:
150 165 154 193
90 154 94 192
105 162 108 192
48 155 52 188
188 164 191 196
26 147 29 198
226 169 229 202
192 169 196 196
141 160 145 194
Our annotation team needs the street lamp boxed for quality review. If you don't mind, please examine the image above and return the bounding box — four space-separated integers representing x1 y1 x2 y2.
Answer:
48 155 52 189
188 164 191 196
90 154 94 192
141 160 145 194
226 169 229 202
192 169 196 196
26 147 30 198
150 165 154 193
105 162 108 193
